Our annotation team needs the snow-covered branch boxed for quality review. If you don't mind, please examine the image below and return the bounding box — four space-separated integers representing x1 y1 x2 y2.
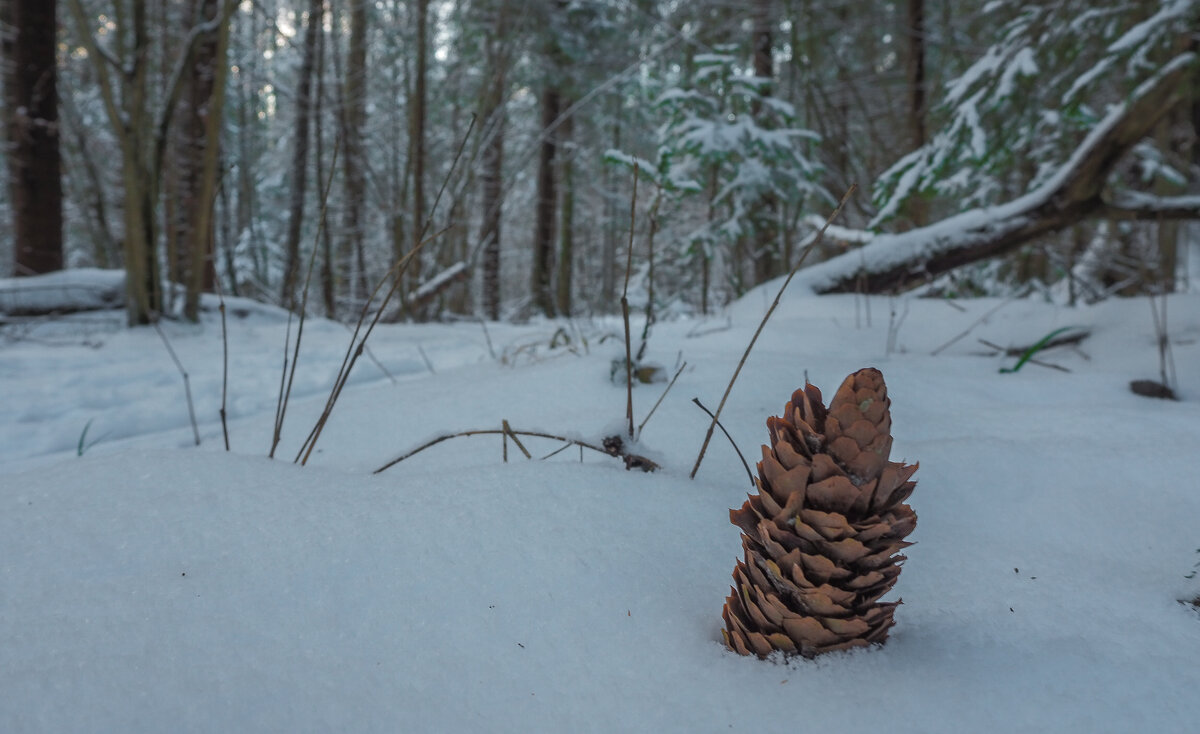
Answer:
796 52 1198 295
1100 191 1200 221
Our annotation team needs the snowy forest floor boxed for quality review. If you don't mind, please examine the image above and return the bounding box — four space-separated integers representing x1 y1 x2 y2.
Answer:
3 281 1200 732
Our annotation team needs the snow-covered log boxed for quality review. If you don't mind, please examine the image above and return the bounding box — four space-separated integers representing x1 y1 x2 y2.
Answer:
0 268 125 316
797 53 1200 295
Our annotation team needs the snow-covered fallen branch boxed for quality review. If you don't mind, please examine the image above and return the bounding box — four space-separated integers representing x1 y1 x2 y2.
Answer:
796 52 1199 295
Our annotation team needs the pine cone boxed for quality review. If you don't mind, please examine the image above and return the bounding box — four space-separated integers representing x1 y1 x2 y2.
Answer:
722 368 917 659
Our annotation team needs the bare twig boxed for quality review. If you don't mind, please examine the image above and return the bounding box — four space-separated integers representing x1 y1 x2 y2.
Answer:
375 428 617 474
417 344 435 374
152 318 201 446
502 420 531 459
211 261 231 451
977 339 1070 372
690 185 855 480
479 318 497 360
295 117 475 464
636 361 686 439
621 165 639 439
295 226 450 465
692 398 753 487
930 292 1026 356
271 140 339 458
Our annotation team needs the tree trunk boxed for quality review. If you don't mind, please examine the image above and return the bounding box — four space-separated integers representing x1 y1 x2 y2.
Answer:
3 0 63 276
478 35 507 321
750 0 778 286
904 0 928 227
279 0 322 309
555 109 574 317
409 0 429 301
340 0 369 306
532 85 560 318
171 0 232 321
314 7 335 317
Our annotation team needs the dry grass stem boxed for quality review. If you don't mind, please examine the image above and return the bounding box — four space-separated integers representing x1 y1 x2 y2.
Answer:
152 318 201 446
691 397 752 486
271 140 340 458
636 361 686 439
689 185 856 480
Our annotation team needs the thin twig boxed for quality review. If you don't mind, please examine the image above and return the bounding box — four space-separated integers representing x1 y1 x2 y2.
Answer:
502 420 531 459
692 398 753 487
374 428 614 474
152 318 201 446
636 361 686 439
930 292 1025 356
690 185 855 480
211 239 231 451
540 442 573 461
621 165 639 439
479 317 497 360
296 226 450 465
977 339 1070 372
271 140 339 458
295 117 475 465
417 344 435 374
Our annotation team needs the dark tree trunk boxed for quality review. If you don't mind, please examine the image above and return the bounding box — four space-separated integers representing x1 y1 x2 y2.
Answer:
904 0 928 227
340 0 369 305
3 0 63 276
750 0 778 286
479 71 506 320
532 85 560 317
409 0 428 298
279 0 322 308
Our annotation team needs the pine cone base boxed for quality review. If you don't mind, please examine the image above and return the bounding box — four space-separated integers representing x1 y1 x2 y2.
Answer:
722 368 917 659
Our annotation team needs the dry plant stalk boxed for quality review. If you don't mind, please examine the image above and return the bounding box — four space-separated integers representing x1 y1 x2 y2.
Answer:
374 426 659 474
722 368 917 659
270 141 340 458
690 185 856 479
294 116 475 465
151 318 201 446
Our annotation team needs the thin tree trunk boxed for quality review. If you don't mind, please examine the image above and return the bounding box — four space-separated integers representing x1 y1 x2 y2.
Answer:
340 0 369 306
904 0 928 227
59 86 117 267
750 0 777 285
409 0 429 303
478 38 506 321
175 0 233 320
3 0 63 276
314 6 335 317
555 109 574 317
279 0 322 308
532 85 560 318
601 100 620 309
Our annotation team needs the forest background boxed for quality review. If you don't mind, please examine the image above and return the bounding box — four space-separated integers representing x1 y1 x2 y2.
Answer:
2 0 1198 325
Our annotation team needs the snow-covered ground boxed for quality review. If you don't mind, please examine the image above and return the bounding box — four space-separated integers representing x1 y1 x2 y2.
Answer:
3 276 1199 732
